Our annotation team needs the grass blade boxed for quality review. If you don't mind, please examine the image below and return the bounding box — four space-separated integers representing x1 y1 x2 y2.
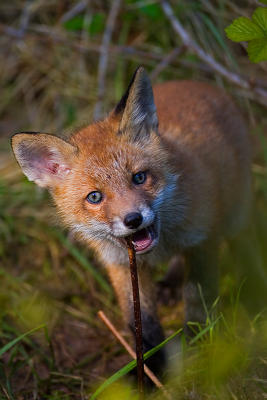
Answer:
0 324 46 357
91 327 182 399
189 316 221 345
55 230 112 294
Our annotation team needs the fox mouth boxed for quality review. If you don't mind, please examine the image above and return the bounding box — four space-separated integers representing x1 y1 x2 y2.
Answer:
127 224 158 254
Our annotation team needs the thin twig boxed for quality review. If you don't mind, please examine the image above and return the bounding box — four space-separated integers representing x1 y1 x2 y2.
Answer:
94 0 122 120
78 2 92 81
160 0 267 106
0 384 11 400
0 22 162 60
0 22 169 62
1 18 267 106
59 0 89 24
16 0 33 40
126 238 145 399
254 0 267 6
161 0 248 87
98 311 171 398
150 46 185 81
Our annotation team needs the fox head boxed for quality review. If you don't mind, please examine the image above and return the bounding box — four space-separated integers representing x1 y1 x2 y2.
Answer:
11 67 178 257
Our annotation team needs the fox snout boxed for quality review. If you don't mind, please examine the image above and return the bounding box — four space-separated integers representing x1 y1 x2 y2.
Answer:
112 206 155 237
111 206 159 254
124 212 143 229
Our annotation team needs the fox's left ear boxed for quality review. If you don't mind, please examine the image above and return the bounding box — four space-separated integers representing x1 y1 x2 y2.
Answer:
11 132 77 189
112 67 158 141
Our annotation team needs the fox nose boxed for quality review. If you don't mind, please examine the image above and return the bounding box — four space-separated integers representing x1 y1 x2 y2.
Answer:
124 212 143 229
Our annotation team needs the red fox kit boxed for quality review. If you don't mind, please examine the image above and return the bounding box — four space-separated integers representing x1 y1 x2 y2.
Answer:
11 67 251 372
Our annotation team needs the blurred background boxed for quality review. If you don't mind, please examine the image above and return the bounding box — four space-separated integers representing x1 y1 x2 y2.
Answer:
0 0 267 398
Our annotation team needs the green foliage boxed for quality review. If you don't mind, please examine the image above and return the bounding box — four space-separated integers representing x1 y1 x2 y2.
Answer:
139 4 162 20
64 13 105 35
91 328 182 399
64 15 84 31
97 382 138 400
247 37 267 62
91 307 267 400
0 324 45 357
55 230 112 294
225 17 265 41
90 13 106 35
225 7 267 62
201 13 229 52
253 6 267 33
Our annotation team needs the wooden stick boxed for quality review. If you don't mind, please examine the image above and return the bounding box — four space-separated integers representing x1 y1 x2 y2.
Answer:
125 238 145 399
97 310 171 399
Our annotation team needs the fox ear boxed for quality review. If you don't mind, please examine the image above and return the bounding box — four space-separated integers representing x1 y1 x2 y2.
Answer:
11 132 77 188
113 67 158 141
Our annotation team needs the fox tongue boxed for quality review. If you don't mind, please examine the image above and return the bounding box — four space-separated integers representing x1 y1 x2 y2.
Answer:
132 228 152 252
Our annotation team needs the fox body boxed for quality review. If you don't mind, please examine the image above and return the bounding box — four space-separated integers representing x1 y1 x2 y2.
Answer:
12 68 251 372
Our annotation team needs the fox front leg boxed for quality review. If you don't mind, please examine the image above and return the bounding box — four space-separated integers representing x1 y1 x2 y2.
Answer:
183 241 219 336
106 263 166 375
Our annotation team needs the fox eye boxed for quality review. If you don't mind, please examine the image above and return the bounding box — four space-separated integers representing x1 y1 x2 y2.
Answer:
86 191 102 204
132 171 147 185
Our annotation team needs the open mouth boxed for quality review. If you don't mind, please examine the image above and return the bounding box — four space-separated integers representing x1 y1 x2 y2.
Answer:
130 224 158 254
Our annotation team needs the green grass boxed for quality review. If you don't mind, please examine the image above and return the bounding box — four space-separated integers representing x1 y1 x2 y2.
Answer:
0 127 266 399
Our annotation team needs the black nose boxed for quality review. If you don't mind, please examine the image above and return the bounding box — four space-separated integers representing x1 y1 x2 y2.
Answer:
124 212 143 229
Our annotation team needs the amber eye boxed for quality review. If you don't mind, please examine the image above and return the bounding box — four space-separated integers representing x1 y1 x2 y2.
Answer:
87 191 102 204
132 171 147 185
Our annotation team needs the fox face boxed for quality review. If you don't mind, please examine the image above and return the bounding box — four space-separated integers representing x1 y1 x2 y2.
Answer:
11 68 179 262
56 128 169 256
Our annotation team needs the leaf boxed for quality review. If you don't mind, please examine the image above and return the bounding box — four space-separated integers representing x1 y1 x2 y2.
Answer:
64 15 84 31
63 13 105 35
91 328 182 399
89 13 105 35
252 7 267 34
247 38 267 62
140 4 162 20
0 324 45 357
225 16 265 42
259 0 267 4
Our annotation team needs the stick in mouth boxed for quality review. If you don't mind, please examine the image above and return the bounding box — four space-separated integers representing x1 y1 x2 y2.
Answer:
125 236 145 398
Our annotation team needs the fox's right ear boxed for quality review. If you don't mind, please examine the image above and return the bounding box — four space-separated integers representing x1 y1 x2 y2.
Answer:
112 67 158 141
11 132 77 188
